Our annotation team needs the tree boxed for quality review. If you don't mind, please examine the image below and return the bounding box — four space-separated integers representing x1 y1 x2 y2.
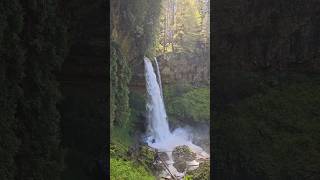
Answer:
157 0 209 55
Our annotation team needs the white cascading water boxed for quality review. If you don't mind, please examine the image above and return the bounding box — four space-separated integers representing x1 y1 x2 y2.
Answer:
144 57 209 178
154 57 163 97
145 57 171 142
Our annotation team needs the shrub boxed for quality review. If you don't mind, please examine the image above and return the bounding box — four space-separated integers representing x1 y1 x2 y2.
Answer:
186 161 210 180
165 85 210 123
110 158 155 180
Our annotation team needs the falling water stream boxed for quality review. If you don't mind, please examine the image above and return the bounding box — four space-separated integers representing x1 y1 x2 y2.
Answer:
154 57 163 98
144 57 209 179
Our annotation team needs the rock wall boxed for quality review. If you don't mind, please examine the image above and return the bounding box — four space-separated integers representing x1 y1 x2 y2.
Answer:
158 53 210 86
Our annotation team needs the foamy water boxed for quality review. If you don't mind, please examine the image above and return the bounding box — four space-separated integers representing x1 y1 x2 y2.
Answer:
144 57 209 178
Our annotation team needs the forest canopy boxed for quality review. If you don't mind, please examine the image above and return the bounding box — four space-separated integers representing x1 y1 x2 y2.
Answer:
156 0 210 55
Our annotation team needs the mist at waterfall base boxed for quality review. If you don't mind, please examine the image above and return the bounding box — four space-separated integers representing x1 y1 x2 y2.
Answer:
144 57 209 177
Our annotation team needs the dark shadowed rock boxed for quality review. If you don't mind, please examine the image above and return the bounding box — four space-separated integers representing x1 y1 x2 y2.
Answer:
158 152 170 161
173 161 187 173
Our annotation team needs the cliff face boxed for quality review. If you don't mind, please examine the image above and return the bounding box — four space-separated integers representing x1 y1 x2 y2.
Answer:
158 53 210 85
111 0 162 95
128 53 210 95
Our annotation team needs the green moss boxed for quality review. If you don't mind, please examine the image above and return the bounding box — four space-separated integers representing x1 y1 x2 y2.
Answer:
110 158 155 180
111 126 133 156
183 175 194 180
186 161 210 180
172 145 195 161
164 84 210 123
134 146 156 170
128 92 146 126
110 42 132 128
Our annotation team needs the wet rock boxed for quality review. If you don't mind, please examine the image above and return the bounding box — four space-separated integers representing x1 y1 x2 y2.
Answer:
186 160 210 180
153 161 165 172
173 160 187 173
172 145 196 162
158 152 169 161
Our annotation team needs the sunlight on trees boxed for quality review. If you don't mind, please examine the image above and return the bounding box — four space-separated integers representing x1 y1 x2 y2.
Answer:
156 0 210 56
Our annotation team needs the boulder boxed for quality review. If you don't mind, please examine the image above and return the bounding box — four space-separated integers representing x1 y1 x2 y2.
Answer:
172 145 196 162
158 152 170 161
186 160 210 180
173 160 187 173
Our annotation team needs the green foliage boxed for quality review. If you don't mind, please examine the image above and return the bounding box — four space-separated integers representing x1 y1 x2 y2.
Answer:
129 91 147 131
110 2 163 179
186 161 210 180
156 0 209 55
172 145 197 173
111 0 162 59
110 44 119 127
110 158 155 180
184 175 194 180
164 84 210 122
110 42 131 128
129 92 145 117
135 146 156 169
111 126 133 154
110 125 156 178
214 83 320 180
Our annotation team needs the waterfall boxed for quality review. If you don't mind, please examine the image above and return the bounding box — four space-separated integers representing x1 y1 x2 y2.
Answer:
144 57 209 179
154 57 163 97
144 57 171 142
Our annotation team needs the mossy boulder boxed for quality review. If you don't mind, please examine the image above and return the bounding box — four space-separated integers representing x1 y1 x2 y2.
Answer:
186 161 210 180
136 145 156 168
172 145 196 162
172 145 197 173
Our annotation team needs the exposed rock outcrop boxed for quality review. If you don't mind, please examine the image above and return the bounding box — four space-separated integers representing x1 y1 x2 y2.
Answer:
158 53 210 86
172 145 197 162
172 145 197 173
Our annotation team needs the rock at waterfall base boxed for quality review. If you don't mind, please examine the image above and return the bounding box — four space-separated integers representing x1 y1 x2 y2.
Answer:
186 161 210 180
172 145 196 162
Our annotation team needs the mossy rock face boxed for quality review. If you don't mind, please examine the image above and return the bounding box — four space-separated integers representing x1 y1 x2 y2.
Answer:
110 142 129 159
186 161 210 180
173 160 187 173
136 145 156 168
172 145 196 162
